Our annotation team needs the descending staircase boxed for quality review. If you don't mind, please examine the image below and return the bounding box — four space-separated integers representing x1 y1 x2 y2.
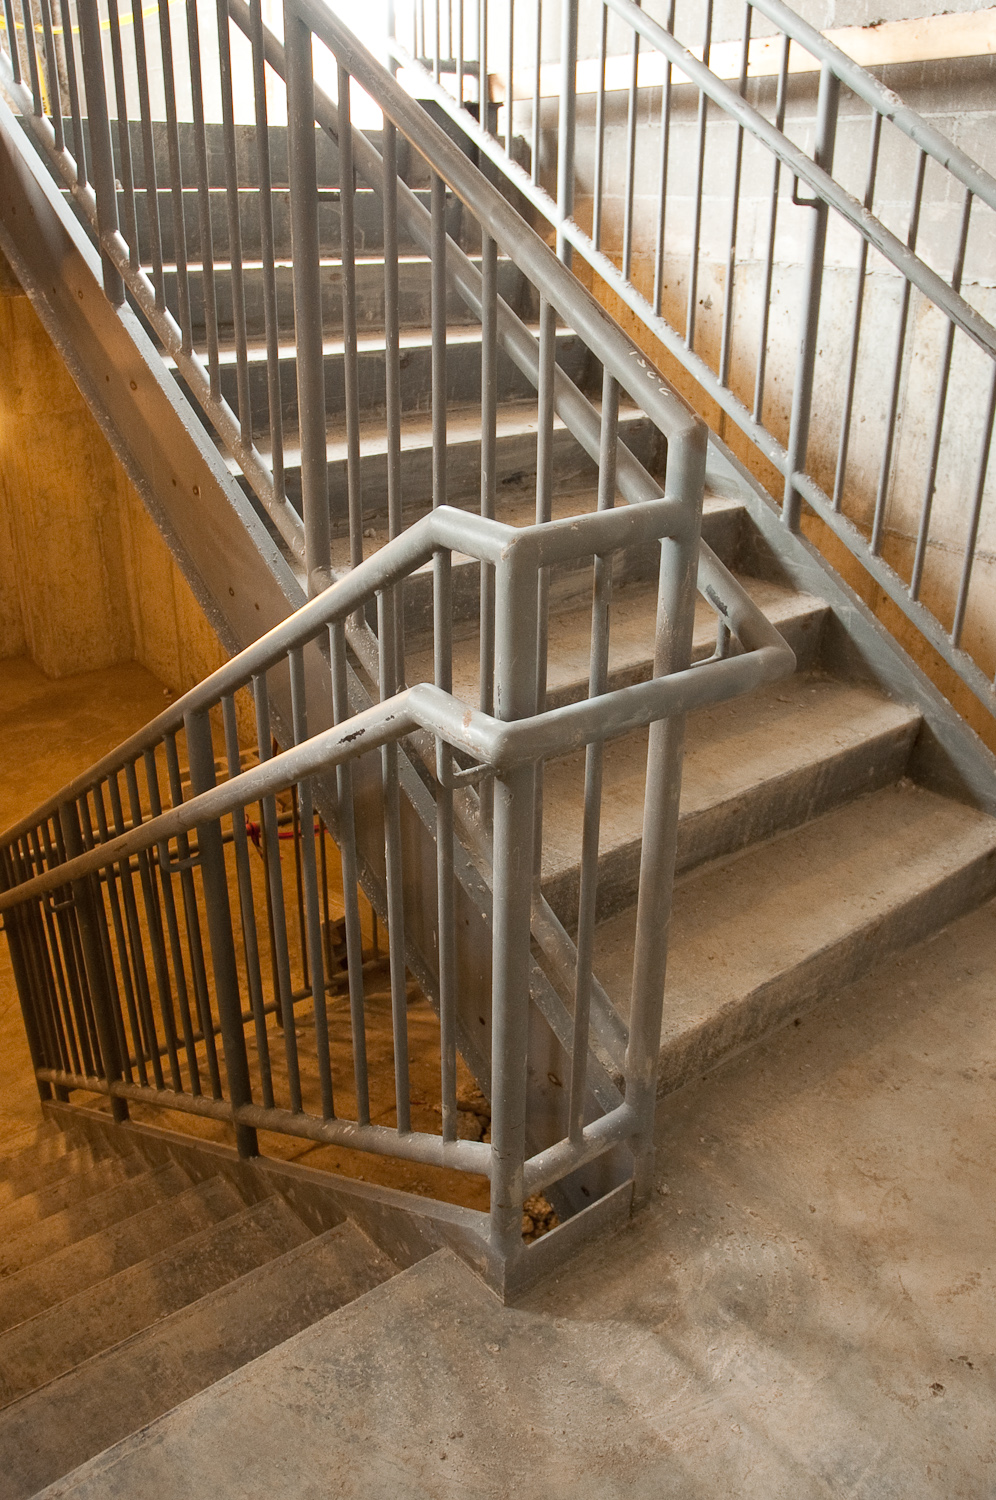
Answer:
0 1111 398 1499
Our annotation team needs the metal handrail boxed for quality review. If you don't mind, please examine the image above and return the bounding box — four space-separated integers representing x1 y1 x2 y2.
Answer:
393 0 996 721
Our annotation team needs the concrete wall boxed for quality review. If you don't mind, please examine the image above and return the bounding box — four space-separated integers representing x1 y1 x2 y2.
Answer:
0 250 229 693
514 20 996 689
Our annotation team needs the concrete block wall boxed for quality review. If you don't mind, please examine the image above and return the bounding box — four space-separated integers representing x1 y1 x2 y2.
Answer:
0 251 229 695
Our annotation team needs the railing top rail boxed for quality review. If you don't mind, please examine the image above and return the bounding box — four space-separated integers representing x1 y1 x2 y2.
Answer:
0 543 793 914
0 498 692 848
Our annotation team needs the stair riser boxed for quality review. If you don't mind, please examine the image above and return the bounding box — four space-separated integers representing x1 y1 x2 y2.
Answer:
0 1157 145 1242
125 187 465 263
543 717 921 929
95 121 411 192
159 257 533 338
198 332 596 429
0 1144 103 1209
657 844 996 1096
316 415 663 520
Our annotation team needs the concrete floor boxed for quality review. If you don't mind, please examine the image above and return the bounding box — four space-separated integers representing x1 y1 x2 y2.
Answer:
5 657 996 1496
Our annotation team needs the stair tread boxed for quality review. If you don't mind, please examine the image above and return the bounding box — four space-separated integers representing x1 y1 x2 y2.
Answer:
0 1175 247 1334
593 781 996 1089
0 1221 397 1500
407 570 825 705
541 674 921 898
0 1163 193 1279
0 1153 147 1241
0 1142 102 1209
0 1196 313 1407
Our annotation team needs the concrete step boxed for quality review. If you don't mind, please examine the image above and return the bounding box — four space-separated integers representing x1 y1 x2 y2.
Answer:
158 252 532 338
0 1126 73 1184
0 1221 398 1500
541 675 923 926
0 1176 246 1333
0 1196 313 1407
121 185 465 263
0 1141 107 1210
593 781 996 1094
0 1163 193 1278
405 569 829 707
0 1153 148 1242
184 325 595 431
0 1119 59 1164
255 400 665 522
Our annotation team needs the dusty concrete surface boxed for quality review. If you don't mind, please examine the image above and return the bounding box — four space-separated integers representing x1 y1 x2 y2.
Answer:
43 894 996 1499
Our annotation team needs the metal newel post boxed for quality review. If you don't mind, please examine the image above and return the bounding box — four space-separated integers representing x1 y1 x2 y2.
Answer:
285 4 331 592
58 801 129 1122
625 428 705 1209
75 0 125 305
185 710 259 1158
782 62 839 532
488 541 540 1268
555 0 578 265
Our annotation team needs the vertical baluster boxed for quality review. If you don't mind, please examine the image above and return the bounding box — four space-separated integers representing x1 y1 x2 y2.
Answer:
18 0 42 116
186 0 220 397
185 709 258 1157
250 0 286 499
376 587 413 1137
221 697 274 1108
59 0 87 184
124 760 188 1091
131 0 164 309
50 819 103 1078
870 149 926 554
217 0 252 439
328 623 371 1125
783 62 840 532
339 62 363 571
143 748 203 1094
3 0 22 86
383 119 405 683
29 826 84 1077
434 0 441 79
0 846 55 1100
753 31 790 423
252 673 302 1111
164 733 224 1096
59 801 129 1121
952 363 996 649
911 190 972 599
651 0 675 311
479 0 488 129
285 5 330 589
289 649 335 1119
456 0 464 102
568 368 618 1141
105 0 139 273
686 0 714 349
479 230 497 829
38 0 63 147
718 5 751 390
107 772 173 1089
832 111 881 510
530 0 541 186
77 0 124 302
88 787 144 1085
621 8 639 281
555 0 576 263
156 0 192 347
505 0 513 154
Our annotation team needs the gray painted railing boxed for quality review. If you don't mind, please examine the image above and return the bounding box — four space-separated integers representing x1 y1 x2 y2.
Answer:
393 0 996 722
0 0 796 1284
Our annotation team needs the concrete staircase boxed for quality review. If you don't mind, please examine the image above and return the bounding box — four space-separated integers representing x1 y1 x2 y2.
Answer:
0 1112 398 1499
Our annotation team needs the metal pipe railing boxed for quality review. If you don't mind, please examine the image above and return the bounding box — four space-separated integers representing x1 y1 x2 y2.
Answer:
391 0 996 722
